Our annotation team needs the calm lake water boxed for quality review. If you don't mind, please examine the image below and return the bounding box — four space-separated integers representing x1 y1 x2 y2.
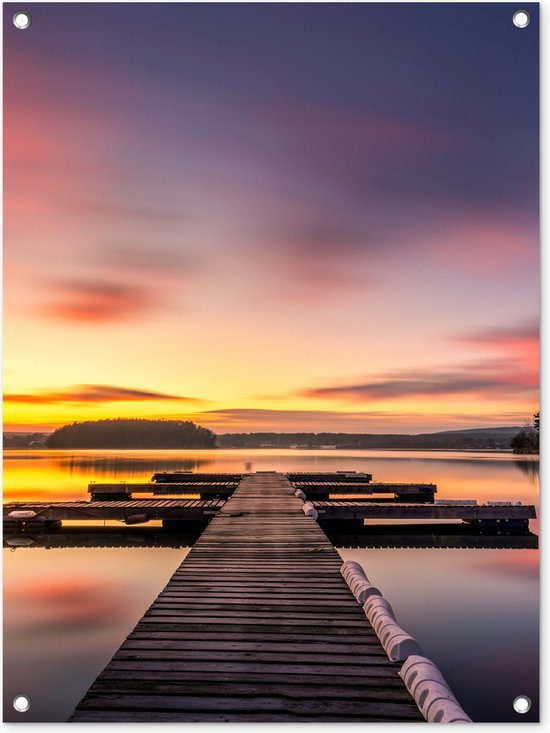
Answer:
3 449 539 722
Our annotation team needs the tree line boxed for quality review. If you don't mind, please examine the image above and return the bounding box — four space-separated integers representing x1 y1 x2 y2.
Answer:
10 417 539 452
510 412 539 454
217 427 520 450
45 419 216 449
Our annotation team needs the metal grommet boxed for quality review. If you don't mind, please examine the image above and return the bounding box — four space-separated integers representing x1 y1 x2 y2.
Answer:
513 695 531 714
513 10 530 28
13 695 31 713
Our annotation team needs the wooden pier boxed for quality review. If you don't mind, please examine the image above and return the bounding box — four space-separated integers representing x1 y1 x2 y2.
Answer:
313 500 535 524
4 495 533 528
70 473 425 722
286 472 373 482
3 499 223 525
88 483 237 501
295 482 437 502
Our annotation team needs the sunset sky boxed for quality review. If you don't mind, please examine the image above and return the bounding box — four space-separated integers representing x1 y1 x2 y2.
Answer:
4 3 539 434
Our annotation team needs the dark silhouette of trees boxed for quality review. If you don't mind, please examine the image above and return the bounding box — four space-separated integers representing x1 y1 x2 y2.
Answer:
510 412 540 454
218 427 520 450
45 419 216 449
3 432 47 448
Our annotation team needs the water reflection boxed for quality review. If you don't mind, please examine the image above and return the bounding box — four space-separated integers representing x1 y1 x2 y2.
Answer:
4 526 203 549
4 523 538 551
59 455 213 477
3 546 184 722
2 449 541 506
513 458 540 480
338 546 539 723
325 524 538 549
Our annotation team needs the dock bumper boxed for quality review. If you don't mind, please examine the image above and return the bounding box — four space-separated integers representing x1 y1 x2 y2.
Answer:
400 655 473 723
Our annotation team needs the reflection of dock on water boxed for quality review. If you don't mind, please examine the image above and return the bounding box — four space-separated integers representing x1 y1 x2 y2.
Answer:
3 471 537 722
4 523 537 551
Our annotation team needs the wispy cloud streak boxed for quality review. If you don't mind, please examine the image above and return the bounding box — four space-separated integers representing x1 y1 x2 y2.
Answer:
195 408 529 434
301 322 539 403
5 385 203 404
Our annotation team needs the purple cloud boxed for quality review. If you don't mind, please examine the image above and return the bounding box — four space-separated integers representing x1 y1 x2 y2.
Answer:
300 360 538 402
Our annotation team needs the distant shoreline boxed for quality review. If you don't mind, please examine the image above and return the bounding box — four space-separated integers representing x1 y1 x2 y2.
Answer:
3 424 530 452
4 447 535 455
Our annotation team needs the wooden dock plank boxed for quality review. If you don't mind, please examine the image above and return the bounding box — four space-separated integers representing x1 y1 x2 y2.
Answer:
70 711 420 722
75 693 422 717
88 679 414 700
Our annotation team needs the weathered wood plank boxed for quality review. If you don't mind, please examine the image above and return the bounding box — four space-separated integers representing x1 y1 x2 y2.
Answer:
89 679 413 700
134 621 380 635
95 668 406 685
122 639 383 653
128 630 379 643
113 649 390 664
106 660 402 676
76 693 423 717
69 710 417 722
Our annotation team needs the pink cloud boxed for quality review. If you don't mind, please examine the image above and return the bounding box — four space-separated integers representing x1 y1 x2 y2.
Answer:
455 321 539 363
40 280 157 323
414 212 538 277
300 319 539 407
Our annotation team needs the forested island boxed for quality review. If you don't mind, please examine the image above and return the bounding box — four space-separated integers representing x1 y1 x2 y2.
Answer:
44 419 216 449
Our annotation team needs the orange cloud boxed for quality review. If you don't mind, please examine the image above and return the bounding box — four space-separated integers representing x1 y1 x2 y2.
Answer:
5 384 203 404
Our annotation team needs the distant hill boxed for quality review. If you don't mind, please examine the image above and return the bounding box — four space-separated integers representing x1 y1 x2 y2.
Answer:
217 427 521 450
45 419 216 449
3 432 49 448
